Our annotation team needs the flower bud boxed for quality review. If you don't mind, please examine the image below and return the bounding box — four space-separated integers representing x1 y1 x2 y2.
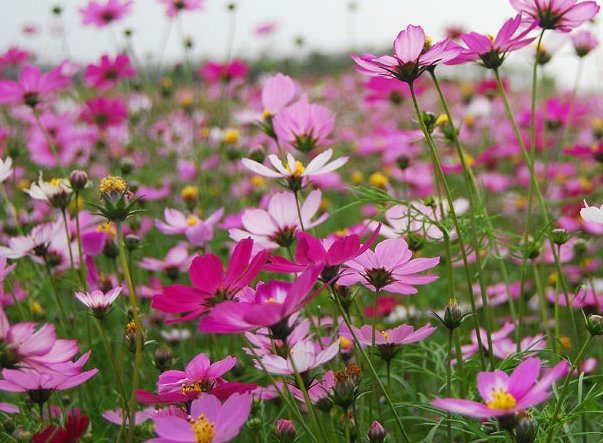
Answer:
515 414 538 443
69 170 89 191
396 155 410 171
408 233 424 252
124 234 140 252
124 321 145 353
154 346 173 372
573 239 588 258
246 417 262 433
550 228 570 246
275 419 296 443
586 314 603 336
421 111 437 134
51 5 63 15
527 240 542 260
433 298 467 332
119 157 135 176
368 420 386 443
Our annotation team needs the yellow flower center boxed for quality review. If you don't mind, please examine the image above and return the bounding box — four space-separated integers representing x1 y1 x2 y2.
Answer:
380 331 389 340
266 297 278 303
369 172 389 188
250 175 266 187
187 215 199 227
100 176 127 194
190 414 215 443
486 389 516 410
181 185 199 201
286 160 305 177
160 76 173 88
435 114 448 126
223 129 240 144
340 336 352 350
263 109 271 120
335 228 349 237
96 221 116 237
50 178 64 187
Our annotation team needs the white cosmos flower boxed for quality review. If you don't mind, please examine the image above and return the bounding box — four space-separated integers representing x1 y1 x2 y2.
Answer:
0 158 13 183
241 148 348 180
581 200 603 225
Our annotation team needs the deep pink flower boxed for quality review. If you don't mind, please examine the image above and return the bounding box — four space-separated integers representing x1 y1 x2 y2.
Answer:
159 0 205 17
272 100 336 152
0 64 69 108
433 357 569 418
199 265 323 334
152 238 267 323
0 47 30 70
147 393 251 443
197 60 248 84
456 15 537 69
84 53 136 90
338 237 440 294
511 0 600 32
33 414 90 443
351 25 460 83
81 97 128 129
80 0 133 28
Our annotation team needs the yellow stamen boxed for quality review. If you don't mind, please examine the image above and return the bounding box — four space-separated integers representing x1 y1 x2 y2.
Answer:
96 221 116 238
380 331 389 340
486 389 516 410
223 129 240 144
340 336 352 350
250 176 266 187
50 178 63 187
99 176 127 194
181 185 199 201
190 414 215 443
187 215 199 227
263 109 271 119
369 172 389 188
285 160 305 177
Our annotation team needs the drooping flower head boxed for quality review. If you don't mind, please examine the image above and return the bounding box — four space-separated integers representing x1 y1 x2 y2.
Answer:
510 0 600 32
352 25 460 83
432 357 569 418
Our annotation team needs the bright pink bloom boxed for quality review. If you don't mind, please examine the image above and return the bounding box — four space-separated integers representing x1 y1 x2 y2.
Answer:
84 53 136 90
74 286 121 318
199 266 323 334
511 0 600 32
81 97 128 129
433 357 569 418
343 322 436 348
0 47 30 70
273 101 336 151
261 73 296 115
152 238 267 323
197 60 248 84
147 393 251 443
159 0 205 17
352 25 460 83
456 15 536 69
155 207 223 247
80 0 133 28
229 190 328 249
338 237 440 294
0 64 69 108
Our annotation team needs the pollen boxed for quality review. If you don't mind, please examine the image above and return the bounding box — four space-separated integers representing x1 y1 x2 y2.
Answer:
187 215 199 227
435 114 448 126
486 389 516 410
380 330 389 340
335 228 349 237
351 170 364 185
286 160 305 177
263 108 271 119
96 221 116 237
223 128 240 144
340 336 352 350
50 178 64 187
190 414 215 443
100 176 127 194
369 171 389 188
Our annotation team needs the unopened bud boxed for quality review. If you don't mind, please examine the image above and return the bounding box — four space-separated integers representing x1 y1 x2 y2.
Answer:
551 228 570 246
368 420 386 443
69 170 89 191
586 314 603 336
154 346 173 372
515 414 537 443
275 419 296 443
124 234 140 251
421 111 437 134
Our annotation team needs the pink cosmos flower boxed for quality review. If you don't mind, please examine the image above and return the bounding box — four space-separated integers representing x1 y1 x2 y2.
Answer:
0 47 30 70
581 201 603 225
572 30 598 56
159 0 205 17
266 228 380 282
343 323 436 348
351 25 460 83
255 21 278 36
273 100 336 152
432 357 569 418
80 0 133 28
83 53 136 90
256 338 340 375
152 238 267 323
156 353 237 401
261 73 296 116
0 221 61 259
139 243 193 278
74 286 122 318
0 64 69 108
155 207 224 246
243 319 310 356
147 393 251 443
103 407 154 426
197 60 248 84
456 15 536 69
198 266 323 334
81 97 128 129
511 0 600 32
338 237 440 294
0 307 79 370
229 190 328 249
290 370 334 407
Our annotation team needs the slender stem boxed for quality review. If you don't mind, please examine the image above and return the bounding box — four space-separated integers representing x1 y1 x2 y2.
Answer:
453 328 466 397
370 288 379 418
60 208 80 287
332 293 411 442
533 263 555 357
32 109 65 175
74 191 88 289
386 359 392 398
117 222 143 443
293 190 306 231
409 82 492 369
44 261 68 331
344 409 351 443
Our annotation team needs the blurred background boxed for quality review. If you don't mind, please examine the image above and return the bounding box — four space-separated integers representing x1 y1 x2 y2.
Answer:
1 0 601 88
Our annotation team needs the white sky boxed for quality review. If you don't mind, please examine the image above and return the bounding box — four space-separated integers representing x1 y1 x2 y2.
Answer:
1 0 602 88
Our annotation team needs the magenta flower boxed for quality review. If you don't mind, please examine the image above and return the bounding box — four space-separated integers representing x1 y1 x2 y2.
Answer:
273 100 336 152
266 228 380 282
83 53 136 90
0 64 69 108
338 237 440 294
199 265 323 335
159 0 205 17
432 357 569 418
81 97 128 129
344 322 436 348
511 0 600 32
0 307 79 370
147 393 251 443
351 25 460 83
156 353 237 401
152 238 267 323
572 30 598 56
257 338 341 375
229 190 328 249
74 286 122 319
155 207 223 247
457 15 537 69
197 60 248 84
80 0 133 28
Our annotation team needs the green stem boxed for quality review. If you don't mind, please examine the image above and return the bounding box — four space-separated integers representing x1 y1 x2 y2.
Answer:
74 191 88 289
447 330 453 443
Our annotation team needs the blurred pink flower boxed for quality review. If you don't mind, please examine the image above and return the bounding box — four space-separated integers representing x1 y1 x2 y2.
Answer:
80 0 133 28
84 53 136 90
511 0 600 32
0 64 70 108
273 100 336 152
